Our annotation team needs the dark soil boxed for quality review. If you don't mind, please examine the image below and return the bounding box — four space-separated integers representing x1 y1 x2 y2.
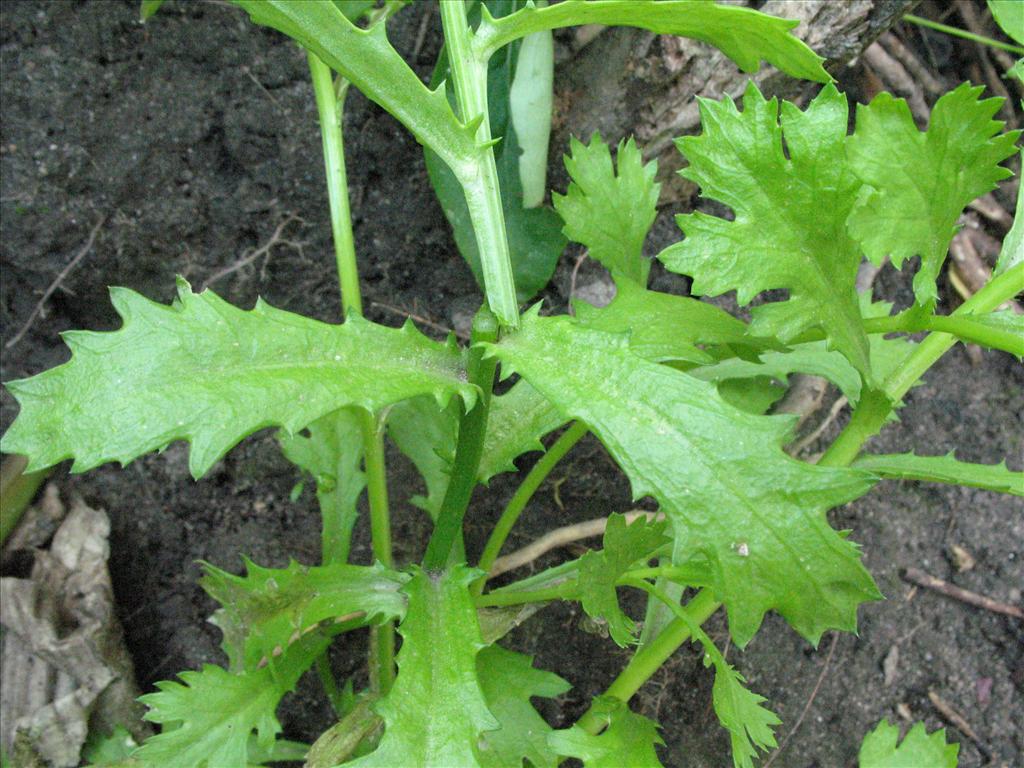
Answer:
1 1 1021 766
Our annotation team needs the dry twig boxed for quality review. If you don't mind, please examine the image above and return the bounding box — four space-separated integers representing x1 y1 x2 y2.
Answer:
201 214 305 289
902 568 1024 620
6 216 107 350
928 689 992 760
489 510 663 578
369 301 466 340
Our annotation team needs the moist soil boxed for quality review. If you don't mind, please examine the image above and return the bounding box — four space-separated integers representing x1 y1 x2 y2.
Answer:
1 2 1021 766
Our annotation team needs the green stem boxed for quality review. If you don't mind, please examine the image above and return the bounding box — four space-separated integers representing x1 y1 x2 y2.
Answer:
439 0 519 328
820 263 1024 468
423 307 500 569
903 13 1024 56
309 49 395 693
0 455 50 546
309 52 361 318
475 583 575 607
619 566 696 585
473 420 589 594
790 311 1023 356
315 653 345 718
575 588 721 735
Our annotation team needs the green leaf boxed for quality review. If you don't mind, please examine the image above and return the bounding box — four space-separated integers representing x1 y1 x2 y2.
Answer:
1007 57 1024 84
425 10 566 303
476 646 571 768
661 83 872 377
279 408 365 563
577 513 670 646
475 0 830 83
846 83 1021 305
693 298 915 407
989 0 1024 45
994 151 1022 277
232 1 476 170
479 379 565 482
960 310 1024 358
488 310 879 646
387 396 458 519
139 0 165 21
626 580 778 768
202 559 409 671
547 697 664 768
135 634 329 768
859 720 959 768
710 661 780 768
0 280 475 478
349 566 499 767
852 452 1024 497
554 135 659 286
573 277 774 365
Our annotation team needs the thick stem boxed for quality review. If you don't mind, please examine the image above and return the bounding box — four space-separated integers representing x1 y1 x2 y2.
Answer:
575 588 721 735
474 421 588 593
422 307 500 569
309 50 395 693
439 0 519 328
820 263 1024 468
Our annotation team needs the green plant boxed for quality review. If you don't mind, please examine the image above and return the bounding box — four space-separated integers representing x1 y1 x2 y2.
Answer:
3 1 1023 765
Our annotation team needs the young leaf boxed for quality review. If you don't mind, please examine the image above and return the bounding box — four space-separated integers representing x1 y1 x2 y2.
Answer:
547 696 664 768
135 634 329 768
661 83 872 377
858 720 959 768
846 83 1020 305
710 661 780 768
201 559 410 671
994 154 1022 277
0 280 475 478
279 408 365 564
476 646 571 768
554 135 660 286
487 311 880 647
852 452 1024 497
348 566 499 767
577 514 670 646
508 22 554 208
474 0 830 84
387 396 458 519
573 277 773 365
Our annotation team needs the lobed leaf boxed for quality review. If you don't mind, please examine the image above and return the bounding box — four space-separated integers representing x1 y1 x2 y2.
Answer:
554 134 660 286
662 83 872 377
852 452 1024 497
0 280 475 478
479 379 565 483
202 559 409 671
475 0 830 83
488 310 880 647
858 720 959 768
710 661 780 768
846 83 1020 305
233 0 476 172
278 408 365 563
476 646 571 768
135 634 328 768
577 514 671 646
547 697 664 768
348 566 499 767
